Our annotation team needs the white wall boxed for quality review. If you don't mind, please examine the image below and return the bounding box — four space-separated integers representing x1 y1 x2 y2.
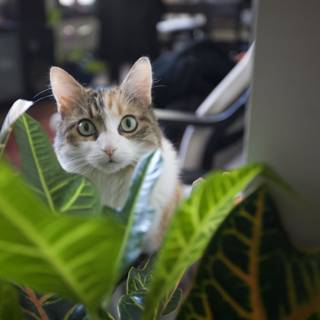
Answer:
247 0 320 246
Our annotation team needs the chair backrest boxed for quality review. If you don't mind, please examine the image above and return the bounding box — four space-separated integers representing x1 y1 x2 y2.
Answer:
179 44 254 171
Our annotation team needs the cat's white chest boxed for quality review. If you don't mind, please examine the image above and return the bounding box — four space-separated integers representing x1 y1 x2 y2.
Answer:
92 169 133 209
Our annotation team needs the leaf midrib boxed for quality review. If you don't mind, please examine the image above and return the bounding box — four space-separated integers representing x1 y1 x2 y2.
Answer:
22 116 55 212
145 168 261 319
0 196 89 306
60 179 86 212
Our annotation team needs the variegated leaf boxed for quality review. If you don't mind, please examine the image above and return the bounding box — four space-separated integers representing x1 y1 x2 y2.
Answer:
178 188 320 320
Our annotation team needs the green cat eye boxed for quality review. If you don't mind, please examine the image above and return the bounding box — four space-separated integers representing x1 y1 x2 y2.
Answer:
119 115 138 133
77 119 97 137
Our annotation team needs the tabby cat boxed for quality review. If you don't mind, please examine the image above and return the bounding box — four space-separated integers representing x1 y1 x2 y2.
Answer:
50 57 181 253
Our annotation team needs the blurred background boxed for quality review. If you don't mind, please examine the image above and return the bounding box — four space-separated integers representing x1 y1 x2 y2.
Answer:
0 0 254 182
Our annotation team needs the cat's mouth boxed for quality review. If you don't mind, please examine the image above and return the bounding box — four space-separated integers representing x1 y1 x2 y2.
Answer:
92 158 127 174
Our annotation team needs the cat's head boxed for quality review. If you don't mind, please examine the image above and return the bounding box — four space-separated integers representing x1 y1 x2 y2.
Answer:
51 57 161 175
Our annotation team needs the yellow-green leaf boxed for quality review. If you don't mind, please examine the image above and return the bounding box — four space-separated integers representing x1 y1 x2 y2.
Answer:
143 165 265 319
14 114 101 215
0 162 124 313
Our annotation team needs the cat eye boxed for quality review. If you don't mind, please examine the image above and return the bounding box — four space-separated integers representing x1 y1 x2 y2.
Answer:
119 115 138 133
77 119 97 137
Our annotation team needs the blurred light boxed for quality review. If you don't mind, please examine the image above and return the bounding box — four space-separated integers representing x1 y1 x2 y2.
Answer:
63 24 76 37
78 0 95 5
78 24 93 36
59 0 75 6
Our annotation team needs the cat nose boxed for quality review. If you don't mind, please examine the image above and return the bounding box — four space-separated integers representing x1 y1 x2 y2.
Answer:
104 147 116 158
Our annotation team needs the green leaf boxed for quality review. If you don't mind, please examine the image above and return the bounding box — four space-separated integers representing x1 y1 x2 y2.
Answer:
126 259 154 294
119 291 145 320
119 151 163 271
14 114 101 215
0 162 124 313
143 164 265 319
178 188 320 320
118 259 153 319
0 281 23 320
119 258 181 320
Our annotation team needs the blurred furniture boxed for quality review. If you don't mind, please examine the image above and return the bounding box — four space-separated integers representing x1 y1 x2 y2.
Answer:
152 39 235 145
161 0 251 47
96 0 165 82
155 44 254 183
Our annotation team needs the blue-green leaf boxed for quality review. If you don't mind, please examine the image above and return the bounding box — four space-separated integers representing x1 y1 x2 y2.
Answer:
119 151 163 271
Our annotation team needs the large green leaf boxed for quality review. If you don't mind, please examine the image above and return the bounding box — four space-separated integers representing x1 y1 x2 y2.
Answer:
14 114 101 215
119 151 163 271
0 162 124 315
178 188 320 320
0 281 23 320
0 99 33 158
143 164 265 319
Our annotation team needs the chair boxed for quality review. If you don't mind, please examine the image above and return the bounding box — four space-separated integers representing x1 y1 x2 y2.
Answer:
154 44 254 183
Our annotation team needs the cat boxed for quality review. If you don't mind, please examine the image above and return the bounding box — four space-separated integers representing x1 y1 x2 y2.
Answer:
50 57 181 253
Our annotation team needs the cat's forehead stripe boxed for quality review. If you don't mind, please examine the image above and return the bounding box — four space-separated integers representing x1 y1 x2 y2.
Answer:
103 89 124 116
86 92 102 118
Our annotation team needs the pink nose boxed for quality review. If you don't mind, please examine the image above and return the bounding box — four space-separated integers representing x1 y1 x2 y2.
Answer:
105 147 116 158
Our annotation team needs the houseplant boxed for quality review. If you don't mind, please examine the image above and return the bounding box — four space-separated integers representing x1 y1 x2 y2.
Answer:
0 110 319 320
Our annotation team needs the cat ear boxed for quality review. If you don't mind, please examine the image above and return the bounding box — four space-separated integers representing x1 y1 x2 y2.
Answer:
120 57 152 107
50 67 84 115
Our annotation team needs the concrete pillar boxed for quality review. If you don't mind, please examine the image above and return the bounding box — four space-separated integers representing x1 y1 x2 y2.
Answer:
246 0 320 245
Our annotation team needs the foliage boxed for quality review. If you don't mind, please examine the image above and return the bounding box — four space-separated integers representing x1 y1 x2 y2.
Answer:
0 110 318 320
0 161 124 315
0 113 165 318
19 287 83 320
142 165 265 319
119 150 163 272
118 258 182 320
14 114 101 215
178 188 320 320
0 281 23 320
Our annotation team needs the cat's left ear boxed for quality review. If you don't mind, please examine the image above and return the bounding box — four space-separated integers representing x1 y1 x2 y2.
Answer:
50 66 85 116
120 57 152 107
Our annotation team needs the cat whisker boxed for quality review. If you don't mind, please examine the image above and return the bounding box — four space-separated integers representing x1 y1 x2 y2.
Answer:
152 84 167 89
33 94 54 105
33 87 52 99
